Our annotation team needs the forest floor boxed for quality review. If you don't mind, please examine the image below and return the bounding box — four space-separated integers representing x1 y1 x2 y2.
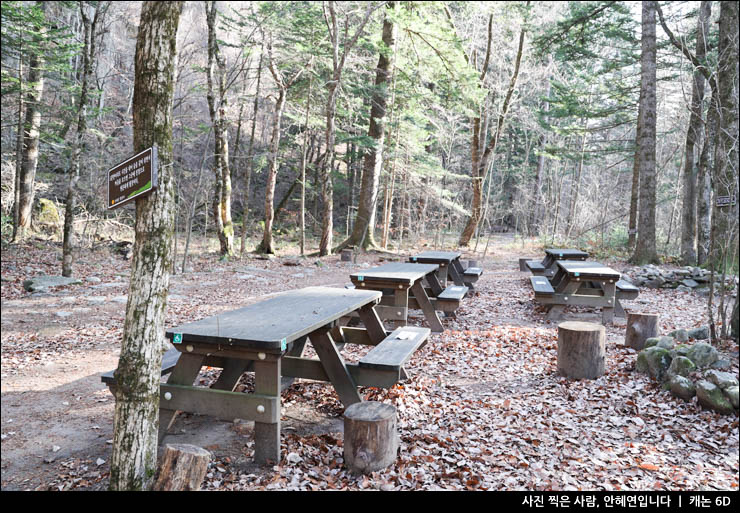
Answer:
1 233 738 491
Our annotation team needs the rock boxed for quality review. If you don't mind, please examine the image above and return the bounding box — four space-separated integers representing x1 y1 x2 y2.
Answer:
669 375 696 402
688 326 710 340
645 279 665 289
644 337 661 349
23 275 83 292
696 380 735 414
725 386 739 410
34 198 60 225
666 356 696 380
668 329 689 343
704 370 738 391
686 343 719 368
656 336 675 349
676 285 692 292
709 359 732 371
671 344 691 358
636 346 672 382
86 276 102 284
681 279 699 288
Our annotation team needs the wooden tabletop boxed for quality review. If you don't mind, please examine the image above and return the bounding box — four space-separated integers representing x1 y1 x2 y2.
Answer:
350 262 439 284
545 248 589 259
557 260 621 279
409 251 462 263
165 287 382 350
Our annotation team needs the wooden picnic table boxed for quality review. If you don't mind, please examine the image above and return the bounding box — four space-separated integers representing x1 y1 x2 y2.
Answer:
409 251 483 289
350 262 449 333
529 260 623 324
102 286 430 465
525 248 589 277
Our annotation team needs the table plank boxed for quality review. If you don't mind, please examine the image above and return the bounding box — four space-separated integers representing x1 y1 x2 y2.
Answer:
350 263 438 284
165 287 381 350
409 251 461 263
556 260 621 279
545 248 589 259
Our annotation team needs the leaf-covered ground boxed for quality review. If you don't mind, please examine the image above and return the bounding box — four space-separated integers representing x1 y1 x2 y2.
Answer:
1 236 737 491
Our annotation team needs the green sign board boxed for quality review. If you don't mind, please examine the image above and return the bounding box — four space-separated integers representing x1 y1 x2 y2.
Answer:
107 146 158 209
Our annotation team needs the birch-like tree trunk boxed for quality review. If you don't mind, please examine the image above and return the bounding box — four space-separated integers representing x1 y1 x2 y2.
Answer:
240 43 263 257
14 1 46 242
679 1 710 265
631 1 659 265
109 0 182 491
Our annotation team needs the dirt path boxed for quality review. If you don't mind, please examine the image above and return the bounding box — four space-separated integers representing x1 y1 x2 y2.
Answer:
2 235 737 491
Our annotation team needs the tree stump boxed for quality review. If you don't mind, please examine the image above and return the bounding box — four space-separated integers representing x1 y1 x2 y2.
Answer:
519 258 529 272
343 401 398 474
341 248 353 262
152 444 211 491
624 312 659 350
468 259 478 269
557 321 606 379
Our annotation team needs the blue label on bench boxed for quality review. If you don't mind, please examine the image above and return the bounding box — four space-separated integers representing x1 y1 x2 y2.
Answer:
281 338 287 351
357 275 364 282
574 272 580 277
411 257 417 261
173 333 183 344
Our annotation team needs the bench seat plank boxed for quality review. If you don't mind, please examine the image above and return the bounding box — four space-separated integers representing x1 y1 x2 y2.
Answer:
102 346 181 385
359 326 430 372
463 267 482 277
616 279 638 292
530 276 555 296
525 260 545 272
437 285 469 301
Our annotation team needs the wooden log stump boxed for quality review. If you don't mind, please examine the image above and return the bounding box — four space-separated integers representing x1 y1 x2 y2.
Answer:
343 401 398 474
624 312 659 350
519 258 529 272
468 259 478 269
152 444 211 491
341 248 353 262
557 321 606 379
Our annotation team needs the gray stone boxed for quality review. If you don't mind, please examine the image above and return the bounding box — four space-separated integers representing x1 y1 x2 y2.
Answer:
725 386 739 410
657 336 675 350
688 326 710 340
686 343 719 368
681 279 699 288
696 380 735 414
704 370 738 391
671 344 691 358
709 359 732 371
667 356 696 379
668 329 689 343
86 276 102 284
23 275 83 292
644 337 661 349
645 279 665 289
637 346 673 382
55 311 73 318
676 285 692 292
669 375 696 402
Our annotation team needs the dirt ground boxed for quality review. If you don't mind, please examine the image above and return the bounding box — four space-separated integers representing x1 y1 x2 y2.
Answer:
1 234 738 491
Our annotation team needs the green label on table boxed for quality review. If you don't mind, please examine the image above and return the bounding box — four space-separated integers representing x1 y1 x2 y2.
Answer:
173 333 183 344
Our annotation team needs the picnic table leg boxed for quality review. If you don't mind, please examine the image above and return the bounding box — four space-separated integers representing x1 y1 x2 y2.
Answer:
426 272 444 297
253 358 281 465
448 261 466 287
357 304 388 343
159 353 205 443
615 298 626 318
601 282 617 324
309 329 362 407
410 280 445 333
545 280 582 321
211 358 252 391
437 264 449 286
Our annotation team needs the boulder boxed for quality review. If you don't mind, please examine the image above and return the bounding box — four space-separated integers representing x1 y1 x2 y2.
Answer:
704 370 738 391
688 326 710 340
644 337 661 349
671 344 691 358
669 375 696 402
666 356 696 380
725 386 739 410
636 346 672 382
657 336 675 350
696 380 735 415
23 275 83 292
681 279 699 288
668 329 689 343
685 343 719 368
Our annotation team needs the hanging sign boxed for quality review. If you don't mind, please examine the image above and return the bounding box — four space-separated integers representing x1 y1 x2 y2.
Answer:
107 146 158 210
715 195 736 208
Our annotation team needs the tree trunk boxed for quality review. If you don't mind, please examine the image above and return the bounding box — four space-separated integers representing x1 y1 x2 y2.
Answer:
205 1 233 258
631 1 659 265
258 86 287 254
330 1 392 253
13 47 24 241
679 1 710 266
240 43 263 257
300 75 312 256
530 57 552 235
109 1 182 491
15 2 46 242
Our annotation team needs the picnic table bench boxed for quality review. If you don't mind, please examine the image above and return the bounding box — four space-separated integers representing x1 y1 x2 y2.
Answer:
409 251 483 290
525 248 589 278
529 260 633 324
101 286 430 465
350 262 463 333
